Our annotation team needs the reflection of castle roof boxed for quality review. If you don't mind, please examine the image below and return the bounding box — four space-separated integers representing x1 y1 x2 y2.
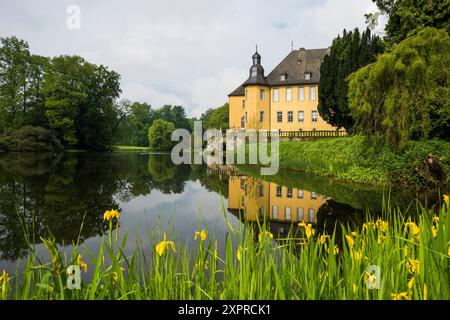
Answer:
229 48 330 96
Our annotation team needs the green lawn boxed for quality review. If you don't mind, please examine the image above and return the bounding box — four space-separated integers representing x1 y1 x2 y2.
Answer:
245 136 450 189
114 145 150 151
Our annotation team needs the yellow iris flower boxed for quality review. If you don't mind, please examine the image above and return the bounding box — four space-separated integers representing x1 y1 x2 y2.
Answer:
103 209 121 221
0 270 9 286
319 234 329 245
345 235 354 249
405 221 420 236
298 221 315 240
194 229 208 241
155 232 176 256
406 258 420 275
258 231 273 242
391 292 411 300
77 254 88 273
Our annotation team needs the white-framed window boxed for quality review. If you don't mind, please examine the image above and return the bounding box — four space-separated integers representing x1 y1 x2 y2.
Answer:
242 100 245 108
312 111 318 122
285 207 291 220
298 86 305 101
297 208 304 221
298 111 304 123
311 192 318 199
260 89 265 100
308 209 315 223
277 111 283 123
287 111 293 123
276 185 282 197
240 116 245 128
286 87 292 102
260 111 264 123
309 86 316 101
280 74 287 81
297 189 304 198
272 206 279 219
273 88 279 102
305 72 311 80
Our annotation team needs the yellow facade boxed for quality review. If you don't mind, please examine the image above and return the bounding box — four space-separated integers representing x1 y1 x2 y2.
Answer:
229 83 337 131
228 48 341 132
228 176 326 225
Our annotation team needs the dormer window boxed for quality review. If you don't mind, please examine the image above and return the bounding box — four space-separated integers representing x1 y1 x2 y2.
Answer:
304 72 312 80
280 73 287 81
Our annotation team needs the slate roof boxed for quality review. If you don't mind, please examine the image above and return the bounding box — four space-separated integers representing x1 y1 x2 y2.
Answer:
228 48 330 96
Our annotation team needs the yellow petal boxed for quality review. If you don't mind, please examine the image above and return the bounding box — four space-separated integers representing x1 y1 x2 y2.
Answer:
345 235 354 249
200 230 207 241
423 283 427 300
156 242 166 256
408 277 414 290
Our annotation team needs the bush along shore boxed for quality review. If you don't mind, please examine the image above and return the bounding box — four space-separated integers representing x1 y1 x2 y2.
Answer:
245 135 450 190
0 197 449 300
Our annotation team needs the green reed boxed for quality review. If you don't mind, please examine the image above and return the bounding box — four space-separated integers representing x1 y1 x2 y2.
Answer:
0 198 449 300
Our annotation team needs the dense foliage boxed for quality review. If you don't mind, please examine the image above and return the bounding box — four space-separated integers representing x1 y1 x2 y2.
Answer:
0 37 122 150
117 102 192 147
373 0 450 47
0 37 48 132
0 126 63 151
348 28 450 146
148 119 176 151
318 28 383 131
200 102 229 131
43 55 121 149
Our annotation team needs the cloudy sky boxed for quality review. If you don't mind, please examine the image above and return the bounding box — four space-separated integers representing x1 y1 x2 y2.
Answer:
0 0 386 117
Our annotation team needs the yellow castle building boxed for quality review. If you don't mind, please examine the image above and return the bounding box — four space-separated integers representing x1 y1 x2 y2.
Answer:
228 47 341 132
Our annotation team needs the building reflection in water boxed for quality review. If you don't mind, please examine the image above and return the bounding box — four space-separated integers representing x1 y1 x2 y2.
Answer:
228 175 329 239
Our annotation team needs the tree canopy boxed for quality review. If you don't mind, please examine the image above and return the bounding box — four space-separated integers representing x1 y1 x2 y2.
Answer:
200 102 229 131
348 27 450 146
148 119 176 151
372 0 450 47
318 28 383 131
0 37 122 150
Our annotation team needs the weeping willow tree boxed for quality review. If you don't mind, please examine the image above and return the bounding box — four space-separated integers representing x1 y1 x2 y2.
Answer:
348 27 450 147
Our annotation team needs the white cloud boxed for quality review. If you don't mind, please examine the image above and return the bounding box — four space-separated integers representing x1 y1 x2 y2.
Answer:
0 0 384 117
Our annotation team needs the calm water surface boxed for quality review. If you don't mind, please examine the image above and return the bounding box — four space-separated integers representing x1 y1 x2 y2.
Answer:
0 151 425 277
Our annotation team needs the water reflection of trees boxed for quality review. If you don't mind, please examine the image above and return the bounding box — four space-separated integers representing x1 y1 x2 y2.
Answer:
0 152 226 261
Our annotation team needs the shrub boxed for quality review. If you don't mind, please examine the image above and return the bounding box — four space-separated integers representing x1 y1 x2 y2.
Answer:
0 126 63 152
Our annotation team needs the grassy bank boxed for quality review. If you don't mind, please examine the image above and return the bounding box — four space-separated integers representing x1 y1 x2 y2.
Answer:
114 146 150 151
1 199 449 300
247 136 450 189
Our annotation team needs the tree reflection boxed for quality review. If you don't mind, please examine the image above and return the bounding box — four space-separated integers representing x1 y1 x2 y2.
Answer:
0 152 227 261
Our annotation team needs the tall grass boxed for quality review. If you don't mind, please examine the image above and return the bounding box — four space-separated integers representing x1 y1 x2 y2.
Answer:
0 198 449 300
